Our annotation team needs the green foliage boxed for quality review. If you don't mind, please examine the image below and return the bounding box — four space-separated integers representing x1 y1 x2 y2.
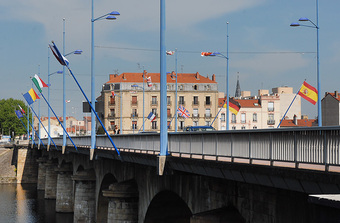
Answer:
96 126 105 135
0 98 30 137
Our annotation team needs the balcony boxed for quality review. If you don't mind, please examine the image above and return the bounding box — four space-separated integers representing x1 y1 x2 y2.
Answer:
151 101 158 106
205 114 212 118
192 114 200 118
268 108 274 112
108 101 115 106
267 120 275 125
204 101 211 106
108 114 115 118
192 101 199 106
131 101 138 106
131 113 138 118
178 101 185 106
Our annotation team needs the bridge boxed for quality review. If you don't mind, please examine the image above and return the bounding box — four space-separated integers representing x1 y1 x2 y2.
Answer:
14 127 340 222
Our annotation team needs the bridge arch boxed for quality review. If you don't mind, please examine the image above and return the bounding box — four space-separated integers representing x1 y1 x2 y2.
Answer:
97 173 118 222
144 190 192 223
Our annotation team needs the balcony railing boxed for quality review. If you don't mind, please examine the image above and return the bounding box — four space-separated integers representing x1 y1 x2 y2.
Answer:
267 120 275 125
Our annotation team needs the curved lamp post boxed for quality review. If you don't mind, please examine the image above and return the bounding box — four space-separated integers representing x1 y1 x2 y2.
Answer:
290 0 321 126
91 5 120 150
202 50 229 130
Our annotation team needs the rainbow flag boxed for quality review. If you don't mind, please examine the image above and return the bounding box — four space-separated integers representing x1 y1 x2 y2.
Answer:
23 88 40 105
298 81 318 105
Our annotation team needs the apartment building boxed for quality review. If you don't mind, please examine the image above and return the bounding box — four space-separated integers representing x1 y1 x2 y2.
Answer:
217 86 301 130
98 71 219 134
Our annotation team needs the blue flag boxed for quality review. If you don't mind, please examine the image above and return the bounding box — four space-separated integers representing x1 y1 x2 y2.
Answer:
15 110 23 118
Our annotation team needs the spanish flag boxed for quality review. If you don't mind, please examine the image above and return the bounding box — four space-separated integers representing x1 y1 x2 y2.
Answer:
298 81 318 105
224 98 241 115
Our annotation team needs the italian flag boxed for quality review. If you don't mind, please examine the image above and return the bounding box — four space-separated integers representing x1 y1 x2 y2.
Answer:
32 74 48 93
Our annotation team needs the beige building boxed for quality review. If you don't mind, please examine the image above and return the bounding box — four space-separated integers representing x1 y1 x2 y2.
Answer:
217 86 301 130
98 71 219 134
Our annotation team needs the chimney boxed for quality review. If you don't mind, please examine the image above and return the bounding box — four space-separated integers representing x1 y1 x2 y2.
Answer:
293 114 297 125
195 72 199 80
212 74 216 81
335 91 338 98
143 70 147 78
122 73 126 80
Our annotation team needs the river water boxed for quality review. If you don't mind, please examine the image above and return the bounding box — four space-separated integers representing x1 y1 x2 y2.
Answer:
0 184 73 223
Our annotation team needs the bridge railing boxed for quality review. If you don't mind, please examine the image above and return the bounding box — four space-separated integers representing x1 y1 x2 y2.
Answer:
40 127 340 168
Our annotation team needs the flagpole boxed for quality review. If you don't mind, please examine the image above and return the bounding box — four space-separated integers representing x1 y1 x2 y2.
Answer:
210 98 228 127
25 112 45 148
28 104 57 149
65 65 121 159
167 112 176 129
16 113 37 146
138 117 148 133
277 87 301 128
39 92 78 150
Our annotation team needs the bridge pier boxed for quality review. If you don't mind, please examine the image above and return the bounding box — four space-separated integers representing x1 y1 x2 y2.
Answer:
36 157 47 190
102 181 139 223
55 163 74 213
72 169 96 223
44 160 58 199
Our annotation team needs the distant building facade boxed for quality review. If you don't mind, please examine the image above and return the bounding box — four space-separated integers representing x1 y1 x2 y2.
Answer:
98 71 219 134
217 86 302 130
322 91 340 126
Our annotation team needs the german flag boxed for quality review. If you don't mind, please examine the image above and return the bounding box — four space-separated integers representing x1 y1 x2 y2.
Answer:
223 98 241 115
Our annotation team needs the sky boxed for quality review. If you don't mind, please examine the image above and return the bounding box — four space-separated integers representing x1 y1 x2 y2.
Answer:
0 0 339 120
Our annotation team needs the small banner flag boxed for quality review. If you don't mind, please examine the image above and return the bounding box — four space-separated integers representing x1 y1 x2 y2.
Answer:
32 74 48 93
201 52 214 57
49 41 69 66
65 100 71 103
298 81 318 105
166 51 174 55
178 105 190 118
18 105 25 114
146 76 152 87
111 91 115 97
224 98 241 115
15 110 23 118
23 88 40 105
147 112 156 122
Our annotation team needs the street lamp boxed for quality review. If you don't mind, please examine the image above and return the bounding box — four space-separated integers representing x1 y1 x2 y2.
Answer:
202 50 229 129
91 2 120 150
290 0 321 126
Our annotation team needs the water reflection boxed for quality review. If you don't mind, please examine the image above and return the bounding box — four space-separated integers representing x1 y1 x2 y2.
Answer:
0 184 73 223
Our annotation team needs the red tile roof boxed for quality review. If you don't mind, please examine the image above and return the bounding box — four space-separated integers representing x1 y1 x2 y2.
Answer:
218 98 261 108
280 119 317 127
106 72 217 84
325 92 340 101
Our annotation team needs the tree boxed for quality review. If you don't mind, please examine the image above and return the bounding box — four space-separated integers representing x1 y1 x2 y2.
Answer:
0 98 30 137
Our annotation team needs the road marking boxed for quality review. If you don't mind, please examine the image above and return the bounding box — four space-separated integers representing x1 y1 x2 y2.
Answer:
0 150 9 157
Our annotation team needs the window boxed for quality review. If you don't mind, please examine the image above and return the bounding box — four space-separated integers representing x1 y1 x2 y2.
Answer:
110 121 115 127
221 113 226 122
132 96 137 105
231 114 236 123
167 96 171 105
152 121 157 129
132 109 137 117
268 102 274 112
268 114 275 125
132 121 137 130
193 96 199 105
152 108 157 116
179 121 184 130
193 85 198 90
167 108 171 117
232 126 236 130
205 121 211 126
110 96 115 105
193 121 198 126
241 113 246 124
110 109 115 117
241 126 246 130
253 126 257 129
205 96 211 105
253 113 257 122
179 96 185 105
152 96 157 105
167 121 171 129
205 108 211 117
193 108 198 117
